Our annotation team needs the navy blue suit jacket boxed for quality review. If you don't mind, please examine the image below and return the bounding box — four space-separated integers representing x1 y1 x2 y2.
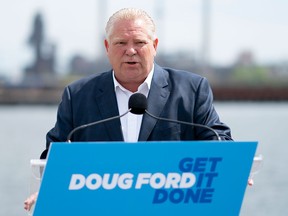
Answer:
46 64 232 147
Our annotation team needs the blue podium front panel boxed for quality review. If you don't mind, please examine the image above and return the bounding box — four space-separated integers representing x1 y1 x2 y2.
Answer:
34 141 257 216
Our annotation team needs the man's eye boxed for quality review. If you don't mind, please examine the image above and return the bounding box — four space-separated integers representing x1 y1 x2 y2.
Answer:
115 41 125 45
136 41 147 45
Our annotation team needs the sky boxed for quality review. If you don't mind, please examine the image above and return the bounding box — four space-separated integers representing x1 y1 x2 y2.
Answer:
0 0 287 78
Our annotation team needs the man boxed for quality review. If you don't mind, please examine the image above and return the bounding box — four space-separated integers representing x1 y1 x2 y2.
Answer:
25 8 232 211
46 8 232 148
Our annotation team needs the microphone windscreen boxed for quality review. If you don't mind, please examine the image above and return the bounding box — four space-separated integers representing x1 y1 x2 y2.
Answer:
129 93 147 114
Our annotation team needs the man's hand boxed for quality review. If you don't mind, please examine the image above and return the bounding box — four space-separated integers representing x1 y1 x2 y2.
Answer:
24 192 38 211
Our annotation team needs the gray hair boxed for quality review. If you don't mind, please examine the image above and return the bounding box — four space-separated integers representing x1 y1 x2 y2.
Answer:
105 8 157 41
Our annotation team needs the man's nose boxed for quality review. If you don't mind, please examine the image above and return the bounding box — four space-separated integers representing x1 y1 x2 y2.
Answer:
125 46 137 56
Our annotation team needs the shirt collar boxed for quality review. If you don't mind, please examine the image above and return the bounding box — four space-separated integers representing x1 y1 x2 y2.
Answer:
113 64 154 93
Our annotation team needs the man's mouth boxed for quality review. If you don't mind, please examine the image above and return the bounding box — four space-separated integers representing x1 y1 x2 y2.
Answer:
126 62 137 65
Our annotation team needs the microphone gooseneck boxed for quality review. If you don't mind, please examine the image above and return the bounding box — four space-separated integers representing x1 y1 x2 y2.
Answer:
129 93 221 141
67 93 146 142
67 110 130 142
145 110 221 141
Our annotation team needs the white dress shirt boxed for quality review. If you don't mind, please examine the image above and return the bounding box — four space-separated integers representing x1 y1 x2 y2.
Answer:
113 65 154 142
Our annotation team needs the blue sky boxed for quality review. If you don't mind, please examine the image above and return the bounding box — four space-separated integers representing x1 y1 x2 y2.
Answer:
0 0 287 78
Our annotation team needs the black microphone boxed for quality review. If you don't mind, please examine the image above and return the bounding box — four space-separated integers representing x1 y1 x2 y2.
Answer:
67 110 130 142
128 92 148 114
129 93 221 141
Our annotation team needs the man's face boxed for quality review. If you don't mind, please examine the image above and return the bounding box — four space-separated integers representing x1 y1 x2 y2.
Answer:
104 18 158 90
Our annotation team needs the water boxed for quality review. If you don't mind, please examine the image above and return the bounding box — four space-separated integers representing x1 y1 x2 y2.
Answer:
0 102 287 216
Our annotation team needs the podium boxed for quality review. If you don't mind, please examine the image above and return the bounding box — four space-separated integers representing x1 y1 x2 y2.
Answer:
31 141 257 216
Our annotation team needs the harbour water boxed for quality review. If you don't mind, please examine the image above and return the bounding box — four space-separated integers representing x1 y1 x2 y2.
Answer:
0 102 288 216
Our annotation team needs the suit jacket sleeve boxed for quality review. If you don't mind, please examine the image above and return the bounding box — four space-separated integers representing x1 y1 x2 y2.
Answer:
193 77 232 140
46 86 74 148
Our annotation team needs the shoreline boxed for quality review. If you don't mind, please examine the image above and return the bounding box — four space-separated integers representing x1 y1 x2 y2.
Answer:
0 86 288 104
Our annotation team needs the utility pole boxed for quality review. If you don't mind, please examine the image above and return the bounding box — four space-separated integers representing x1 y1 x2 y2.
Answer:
154 0 165 54
97 0 107 58
201 0 211 69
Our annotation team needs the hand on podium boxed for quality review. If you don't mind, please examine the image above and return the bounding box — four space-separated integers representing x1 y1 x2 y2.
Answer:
24 192 38 211
248 178 254 186
24 149 47 212
247 155 263 187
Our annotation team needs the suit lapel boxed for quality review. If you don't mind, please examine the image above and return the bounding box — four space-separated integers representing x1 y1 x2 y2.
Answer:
138 65 170 141
94 71 124 141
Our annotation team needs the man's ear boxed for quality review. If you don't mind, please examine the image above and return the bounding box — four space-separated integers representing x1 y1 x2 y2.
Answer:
153 38 159 56
104 39 109 53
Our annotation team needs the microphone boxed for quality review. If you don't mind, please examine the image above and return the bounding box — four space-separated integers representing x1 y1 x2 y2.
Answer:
67 109 130 142
129 93 221 141
128 92 148 114
68 93 149 142
67 93 148 142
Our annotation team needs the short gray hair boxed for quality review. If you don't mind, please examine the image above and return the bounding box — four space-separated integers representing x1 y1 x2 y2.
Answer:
105 8 157 41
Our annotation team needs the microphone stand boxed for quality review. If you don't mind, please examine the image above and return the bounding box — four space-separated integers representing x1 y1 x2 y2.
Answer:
67 109 131 142
145 110 222 141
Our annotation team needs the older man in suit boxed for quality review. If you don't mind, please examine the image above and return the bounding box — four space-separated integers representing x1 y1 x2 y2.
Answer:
46 8 232 148
25 8 232 212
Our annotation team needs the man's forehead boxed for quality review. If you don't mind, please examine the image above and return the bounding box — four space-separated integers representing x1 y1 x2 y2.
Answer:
110 28 150 40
